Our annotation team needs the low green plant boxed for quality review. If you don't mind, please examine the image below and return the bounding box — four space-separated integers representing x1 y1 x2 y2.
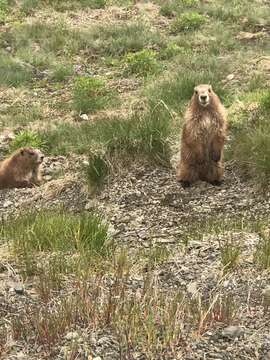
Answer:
89 22 164 57
9 130 47 153
181 0 198 5
2 210 109 256
160 0 198 17
170 12 206 33
159 1 178 18
8 22 87 57
0 54 32 87
20 0 39 14
50 63 73 82
0 0 8 23
228 119 270 184
254 231 270 268
122 49 159 77
0 104 44 128
79 0 106 8
220 240 241 273
259 90 270 112
43 105 171 186
73 76 113 114
21 0 106 13
158 42 184 60
248 74 267 92
84 151 109 188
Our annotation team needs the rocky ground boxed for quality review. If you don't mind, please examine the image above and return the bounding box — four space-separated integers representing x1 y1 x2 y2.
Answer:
1 155 270 359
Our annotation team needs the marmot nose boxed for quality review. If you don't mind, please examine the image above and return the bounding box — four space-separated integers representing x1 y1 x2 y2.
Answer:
200 95 207 101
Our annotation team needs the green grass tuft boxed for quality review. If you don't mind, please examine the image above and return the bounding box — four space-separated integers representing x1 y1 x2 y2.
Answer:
21 0 106 13
170 12 206 33
229 124 270 184
220 240 241 273
2 210 109 255
158 42 184 60
0 0 9 23
0 54 32 87
50 63 73 82
9 130 47 153
6 21 87 57
254 231 270 269
259 90 270 112
44 105 171 161
84 151 109 188
122 49 160 78
43 105 171 186
73 76 114 114
160 0 198 17
89 22 164 57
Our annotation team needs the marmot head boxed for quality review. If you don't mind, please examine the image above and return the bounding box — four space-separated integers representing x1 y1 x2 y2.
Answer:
194 84 213 107
17 147 44 165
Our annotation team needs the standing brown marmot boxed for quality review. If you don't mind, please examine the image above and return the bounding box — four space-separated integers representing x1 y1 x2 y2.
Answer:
176 84 227 188
0 147 44 189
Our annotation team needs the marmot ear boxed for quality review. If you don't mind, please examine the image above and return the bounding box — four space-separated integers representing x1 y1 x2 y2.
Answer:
209 85 212 90
20 149 25 156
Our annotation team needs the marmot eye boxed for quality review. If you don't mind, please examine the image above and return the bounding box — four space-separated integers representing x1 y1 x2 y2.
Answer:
208 88 211 93
195 90 198 94
29 152 35 156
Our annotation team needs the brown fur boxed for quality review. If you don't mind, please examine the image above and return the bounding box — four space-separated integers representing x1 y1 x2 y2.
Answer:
176 84 227 187
0 147 44 189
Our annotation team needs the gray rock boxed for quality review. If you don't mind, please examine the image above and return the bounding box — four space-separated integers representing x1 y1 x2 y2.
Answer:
222 325 244 339
3 200 13 208
79 113 89 121
187 281 197 295
14 282 24 295
262 286 270 301
65 331 79 341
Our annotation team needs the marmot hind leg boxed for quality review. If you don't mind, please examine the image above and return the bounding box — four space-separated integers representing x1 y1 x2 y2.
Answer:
176 162 199 188
204 162 224 185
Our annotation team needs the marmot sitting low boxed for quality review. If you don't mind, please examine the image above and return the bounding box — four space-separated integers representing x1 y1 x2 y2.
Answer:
0 147 44 189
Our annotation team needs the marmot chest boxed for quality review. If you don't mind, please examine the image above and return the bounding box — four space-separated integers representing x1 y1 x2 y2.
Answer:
192 115 218 139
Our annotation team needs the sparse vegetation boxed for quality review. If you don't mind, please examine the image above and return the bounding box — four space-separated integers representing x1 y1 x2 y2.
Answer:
122 49 160 77
3 210 109 255
228 108 270 184
44 105 171 185
50 63 73 82
220 239 241 273
73 76 114 114
9 130 47 153
0 54 32 86
0 0 10 23
0 104 44 128
170 12 206 33
254 231 270 269
88 22 164 56
84 151 109 188
21 0 106 13
160 0 198 17
47 107 171 155
259 90 270 112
